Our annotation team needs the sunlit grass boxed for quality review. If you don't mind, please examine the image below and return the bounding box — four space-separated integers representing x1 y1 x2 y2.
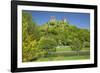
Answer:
56 47 90 51
35 55 90 62
56 47 71 51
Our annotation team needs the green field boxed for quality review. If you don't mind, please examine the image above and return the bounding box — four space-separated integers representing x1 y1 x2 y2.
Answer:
33 47 90 62
56 47 90 51
36 55 90 62
56 46 71 51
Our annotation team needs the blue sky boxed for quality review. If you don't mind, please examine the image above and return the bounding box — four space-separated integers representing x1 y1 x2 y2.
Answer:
23 10 90 29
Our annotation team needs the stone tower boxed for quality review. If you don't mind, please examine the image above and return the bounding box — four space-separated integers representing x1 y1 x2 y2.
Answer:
50 16 56 22
63 17 67 23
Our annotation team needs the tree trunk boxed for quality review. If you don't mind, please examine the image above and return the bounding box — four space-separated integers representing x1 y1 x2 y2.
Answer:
77 51 80 56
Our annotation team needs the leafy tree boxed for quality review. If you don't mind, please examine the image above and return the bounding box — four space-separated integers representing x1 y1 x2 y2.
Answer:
22 11 41 62
37 37 57 57
70 38 83 56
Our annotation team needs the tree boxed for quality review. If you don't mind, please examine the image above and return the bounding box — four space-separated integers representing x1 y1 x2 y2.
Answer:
70 38 82 56
37 37 57 57
78 29 90 48
22 11 41 62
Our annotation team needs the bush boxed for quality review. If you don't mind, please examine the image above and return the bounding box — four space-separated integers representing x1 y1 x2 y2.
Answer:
84 42 90 47
22 40 42 62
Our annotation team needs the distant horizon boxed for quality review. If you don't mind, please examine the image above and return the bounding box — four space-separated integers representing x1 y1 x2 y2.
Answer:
23 10 90 29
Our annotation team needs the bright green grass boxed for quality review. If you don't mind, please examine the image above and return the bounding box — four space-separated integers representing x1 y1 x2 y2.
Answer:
56 47 71 51
63 55 90 60
36 55 90 62
31 47 90 62
56 47 90 52
81 48 90 50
